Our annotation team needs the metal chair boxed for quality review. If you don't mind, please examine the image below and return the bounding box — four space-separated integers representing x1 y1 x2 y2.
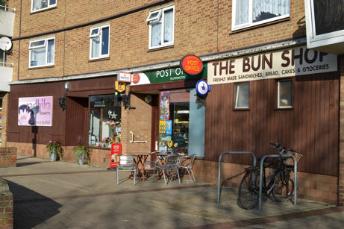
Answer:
178 154 196 183
116 155 138 185
156 154 181 184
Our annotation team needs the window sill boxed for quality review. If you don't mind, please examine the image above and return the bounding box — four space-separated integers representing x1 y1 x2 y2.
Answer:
148 44 174 52
230 17 290 34
89 56 110 62
276 106 293 110
233 107 250 111
30 6 57 14
29 64 55 70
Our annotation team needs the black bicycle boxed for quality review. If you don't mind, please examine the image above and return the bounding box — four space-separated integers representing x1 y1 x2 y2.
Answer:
237 143 299 210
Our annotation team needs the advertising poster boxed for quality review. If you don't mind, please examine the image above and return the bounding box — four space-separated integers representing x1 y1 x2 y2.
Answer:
165 120 172 136
160 91 170 120
18 96 53 126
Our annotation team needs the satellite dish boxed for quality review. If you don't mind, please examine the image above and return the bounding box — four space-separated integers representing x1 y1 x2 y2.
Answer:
0 37 13 51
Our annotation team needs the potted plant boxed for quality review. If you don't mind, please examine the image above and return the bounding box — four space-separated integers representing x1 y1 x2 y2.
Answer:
46 141 63 161
73 145 89 165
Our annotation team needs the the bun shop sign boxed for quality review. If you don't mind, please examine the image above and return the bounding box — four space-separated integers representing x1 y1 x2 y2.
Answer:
207 46 337 85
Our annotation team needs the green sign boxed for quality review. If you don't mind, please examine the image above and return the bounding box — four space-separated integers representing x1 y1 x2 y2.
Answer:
131 66 207 86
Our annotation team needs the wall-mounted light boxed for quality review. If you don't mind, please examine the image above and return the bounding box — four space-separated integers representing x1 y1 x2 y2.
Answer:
64 82 70 92
58 96 66 111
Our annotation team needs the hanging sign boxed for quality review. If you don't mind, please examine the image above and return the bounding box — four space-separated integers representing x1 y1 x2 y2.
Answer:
180 55 204 75
196 80 210 97
114 81 126 93
118 72 131 82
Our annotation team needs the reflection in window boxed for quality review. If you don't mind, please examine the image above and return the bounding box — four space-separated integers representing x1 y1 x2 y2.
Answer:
89 25 110 59
235 82 249 109
233 0 290 30
29 37 55 68
31 0 57 12
278 80 292 108
89 95 121 148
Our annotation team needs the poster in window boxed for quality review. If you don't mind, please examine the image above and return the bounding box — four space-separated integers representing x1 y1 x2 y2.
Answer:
18 96 53 126
160 91 170 120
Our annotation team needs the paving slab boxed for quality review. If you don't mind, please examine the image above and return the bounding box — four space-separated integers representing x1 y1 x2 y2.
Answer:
0 157 342 229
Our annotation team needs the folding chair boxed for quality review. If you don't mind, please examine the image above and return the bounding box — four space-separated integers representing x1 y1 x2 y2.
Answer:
156 154 181 184
116 155 138 185
178 154 196 183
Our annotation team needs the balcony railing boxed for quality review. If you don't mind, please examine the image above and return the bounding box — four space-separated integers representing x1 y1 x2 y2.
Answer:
0 5 15 37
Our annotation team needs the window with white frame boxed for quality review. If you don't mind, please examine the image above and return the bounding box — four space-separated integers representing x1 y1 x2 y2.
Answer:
29 37 55 68
277 80 292 108
232 0 290 30
147 6 174 49
31 0 57 12
234 82 250 109
89 25 110 60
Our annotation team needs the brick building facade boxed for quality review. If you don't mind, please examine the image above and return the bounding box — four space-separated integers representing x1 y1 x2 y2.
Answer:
4 0 344 204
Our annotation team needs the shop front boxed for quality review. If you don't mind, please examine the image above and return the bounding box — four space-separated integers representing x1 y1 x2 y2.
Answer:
129 63 207 158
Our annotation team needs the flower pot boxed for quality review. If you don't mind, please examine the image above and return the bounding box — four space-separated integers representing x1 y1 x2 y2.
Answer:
50 152 57 161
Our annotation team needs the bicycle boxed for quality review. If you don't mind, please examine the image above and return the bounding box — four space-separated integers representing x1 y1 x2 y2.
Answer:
237 143 301 210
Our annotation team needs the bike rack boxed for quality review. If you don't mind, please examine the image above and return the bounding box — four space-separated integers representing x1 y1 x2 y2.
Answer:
258 154 298 210
217 151 257 208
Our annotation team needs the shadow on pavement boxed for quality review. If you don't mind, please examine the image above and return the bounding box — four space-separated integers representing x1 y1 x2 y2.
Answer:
16 161 50 167
7 181 62 229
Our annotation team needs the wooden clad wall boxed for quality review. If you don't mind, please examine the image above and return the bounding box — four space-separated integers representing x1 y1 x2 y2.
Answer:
7 82 66 145
205 73 339 176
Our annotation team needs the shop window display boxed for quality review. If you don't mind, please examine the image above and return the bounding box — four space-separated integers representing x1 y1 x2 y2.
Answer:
89 95 121 148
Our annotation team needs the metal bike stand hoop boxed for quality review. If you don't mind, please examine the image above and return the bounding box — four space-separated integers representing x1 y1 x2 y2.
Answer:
258 154 298 210
217 151 257 208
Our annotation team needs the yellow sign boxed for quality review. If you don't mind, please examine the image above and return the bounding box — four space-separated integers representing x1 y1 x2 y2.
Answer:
159 120 166 134
115 81 126 93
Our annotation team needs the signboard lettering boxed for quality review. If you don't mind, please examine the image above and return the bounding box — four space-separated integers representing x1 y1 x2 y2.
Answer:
208 46 337 85
18 96 53 126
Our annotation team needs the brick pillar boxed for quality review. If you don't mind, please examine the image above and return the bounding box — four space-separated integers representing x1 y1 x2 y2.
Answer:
339 55 344 206
0 148 16 168
0 179 13 229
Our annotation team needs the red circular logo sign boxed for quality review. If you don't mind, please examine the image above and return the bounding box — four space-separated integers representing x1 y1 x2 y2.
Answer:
131 73 140 84
180 55 203 76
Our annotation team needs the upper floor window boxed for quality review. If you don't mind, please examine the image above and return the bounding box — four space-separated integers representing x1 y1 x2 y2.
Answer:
232 0 290 30
89 25 110 60
147 5 174 49
29 37 55 68
31 0 57 13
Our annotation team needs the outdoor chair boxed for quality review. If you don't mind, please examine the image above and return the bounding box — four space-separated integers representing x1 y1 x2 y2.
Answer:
156 154 181 184
116 155 138 185
143 151 159 178
178 154 196 183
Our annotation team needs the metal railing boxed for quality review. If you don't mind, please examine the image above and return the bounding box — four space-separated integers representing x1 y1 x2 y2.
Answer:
0 4 16 12
258 154 299 210
216 151 257 208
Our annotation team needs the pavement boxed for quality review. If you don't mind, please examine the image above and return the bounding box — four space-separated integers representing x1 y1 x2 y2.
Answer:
0 156 343 229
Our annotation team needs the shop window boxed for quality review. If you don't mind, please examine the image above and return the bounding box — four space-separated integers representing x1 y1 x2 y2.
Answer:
277 80 292 108
234 82 249 109
159 89 205 157
88 95 121 148
29 37 55 68
232 0 290 30
147 5 174 49
89 25 110 60
31 0 57 13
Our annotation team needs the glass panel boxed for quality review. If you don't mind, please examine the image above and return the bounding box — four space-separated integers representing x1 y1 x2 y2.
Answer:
41 0 48 8
32 0 43 10
47 39 55 64
278 80 292 107
101 27 109 55
30 40 45 48
0 50 4 64
151 22 162 47
235 0 249 26
235 83 249 108
49 0 56 5
188 89 205 158
31 46 46 67
90 28 99 37
314 0 344 35
89 95 121 148
91 36 100 58
147 11 161 22
253 0 290 23
163 8 173 43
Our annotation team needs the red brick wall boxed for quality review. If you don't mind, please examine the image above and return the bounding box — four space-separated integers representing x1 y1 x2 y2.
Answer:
339 55 344 205
0 148 16 168
0 179 13 229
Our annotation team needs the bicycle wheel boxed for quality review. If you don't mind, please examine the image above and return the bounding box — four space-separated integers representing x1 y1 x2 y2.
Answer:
271 172 294 201
238 170 258 210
